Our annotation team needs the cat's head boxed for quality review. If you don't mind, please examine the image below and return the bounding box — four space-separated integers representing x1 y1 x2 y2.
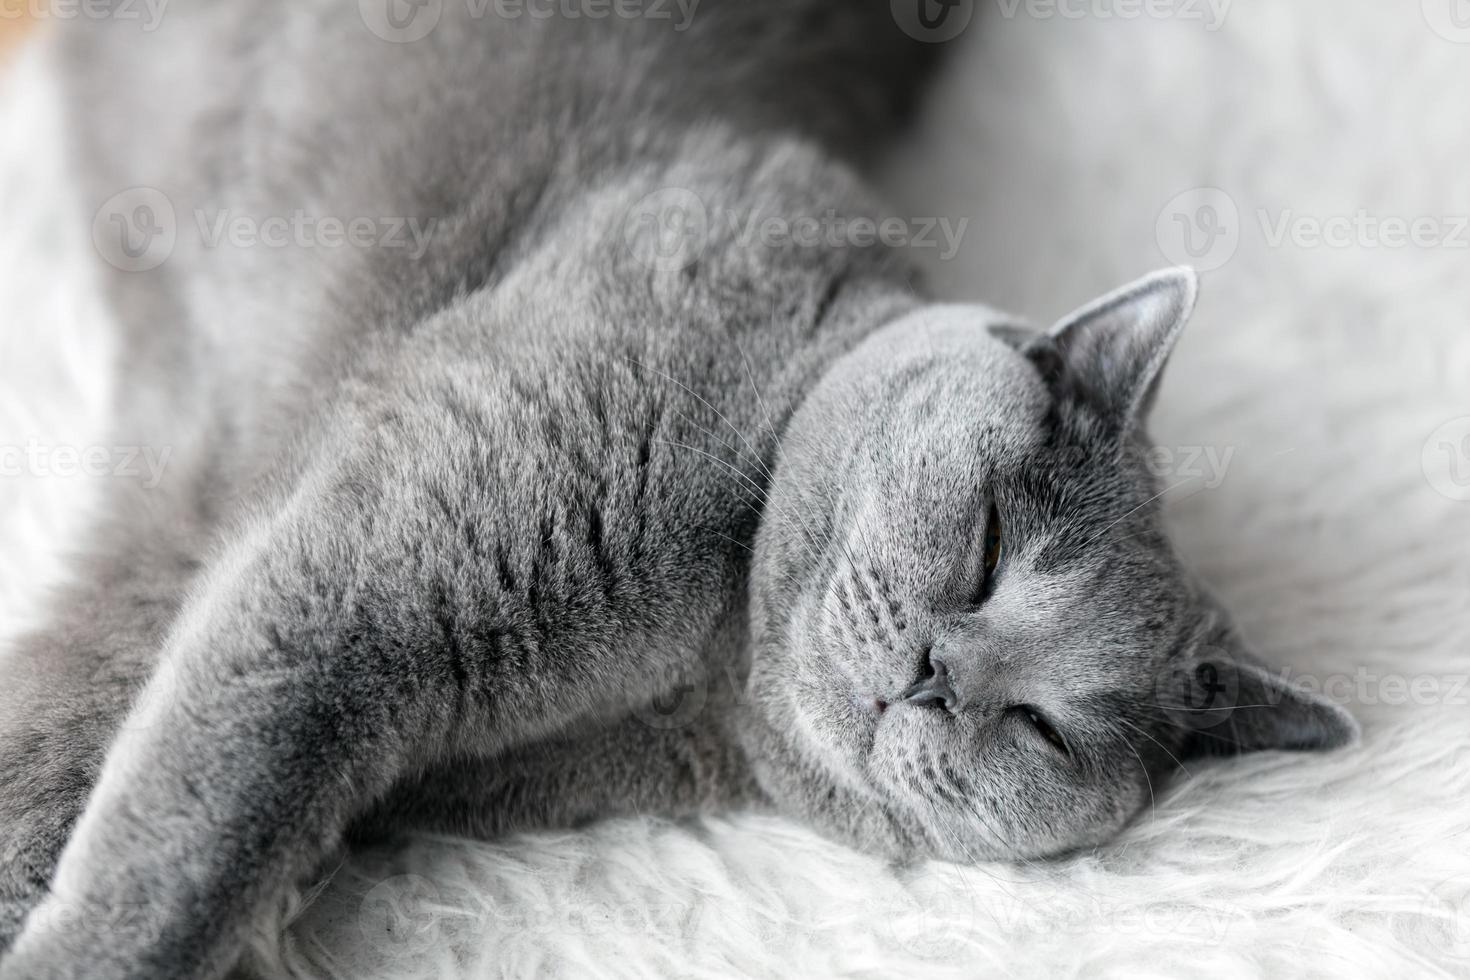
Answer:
742 268 1357 861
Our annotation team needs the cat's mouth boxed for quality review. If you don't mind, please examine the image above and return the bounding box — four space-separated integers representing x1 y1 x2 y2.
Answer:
792 640 969 793
842 651 957 729
842 678 958 770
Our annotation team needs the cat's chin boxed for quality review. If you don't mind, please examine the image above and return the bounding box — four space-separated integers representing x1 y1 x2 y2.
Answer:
784 673 878 784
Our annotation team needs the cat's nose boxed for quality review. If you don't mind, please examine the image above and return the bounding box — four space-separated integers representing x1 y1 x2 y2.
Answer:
900 651 958 712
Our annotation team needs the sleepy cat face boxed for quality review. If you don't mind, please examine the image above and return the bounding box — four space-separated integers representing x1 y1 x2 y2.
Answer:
742 268 1357 862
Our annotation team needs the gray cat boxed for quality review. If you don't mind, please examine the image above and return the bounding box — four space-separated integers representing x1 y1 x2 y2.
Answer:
0 2 1357 977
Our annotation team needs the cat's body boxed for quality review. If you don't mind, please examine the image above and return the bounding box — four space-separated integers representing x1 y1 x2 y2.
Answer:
0 3 1356 977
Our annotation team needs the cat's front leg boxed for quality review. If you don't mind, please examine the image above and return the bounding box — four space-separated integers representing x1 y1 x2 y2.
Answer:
0 421 703 978
0 487 471 980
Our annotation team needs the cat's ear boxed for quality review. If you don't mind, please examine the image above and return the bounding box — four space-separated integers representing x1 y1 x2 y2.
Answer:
1036 267 1199 431
1170 604 1360 759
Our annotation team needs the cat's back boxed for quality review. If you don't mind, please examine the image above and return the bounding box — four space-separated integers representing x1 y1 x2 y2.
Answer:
54 1 937 487
59 0 937 235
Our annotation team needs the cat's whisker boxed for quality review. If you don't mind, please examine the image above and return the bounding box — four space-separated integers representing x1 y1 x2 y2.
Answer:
733 340 784 484
772 422 884 587
940 791 1067 896
691 525 756 555
1134 708 1242 749
1097 718 1158 821
629 354 777 483
814 457 883 576
655 437 839 569
653 440 769 502
671 408 770 479
906 745 1065 888
929 817 1037 896
735 341 870 576
1145 703 1283 712
636 354 837 568
1115 715 1191 778
1078 477 1195 551
755 478 839 563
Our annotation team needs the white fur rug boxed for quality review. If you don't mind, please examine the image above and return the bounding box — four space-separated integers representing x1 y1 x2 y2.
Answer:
4 4 1470 977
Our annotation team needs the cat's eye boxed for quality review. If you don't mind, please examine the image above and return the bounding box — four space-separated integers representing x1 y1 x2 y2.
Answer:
983 504 1003 578
1015 705 1069 756
975 502 1004 603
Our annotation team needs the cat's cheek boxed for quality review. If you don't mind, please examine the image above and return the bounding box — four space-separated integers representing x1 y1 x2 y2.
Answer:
782 663 872 779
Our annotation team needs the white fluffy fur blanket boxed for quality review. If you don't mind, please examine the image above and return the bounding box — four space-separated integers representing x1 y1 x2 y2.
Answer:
3 4 1468 976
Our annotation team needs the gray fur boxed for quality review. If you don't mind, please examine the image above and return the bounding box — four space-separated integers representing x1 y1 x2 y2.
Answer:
0 2 1356 977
